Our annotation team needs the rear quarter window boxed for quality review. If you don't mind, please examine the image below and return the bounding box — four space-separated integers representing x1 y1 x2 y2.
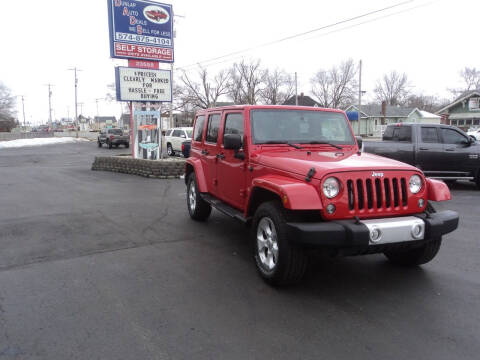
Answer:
193 116 206 142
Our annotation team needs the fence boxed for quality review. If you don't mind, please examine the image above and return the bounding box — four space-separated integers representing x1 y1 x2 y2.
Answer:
0 132 54 141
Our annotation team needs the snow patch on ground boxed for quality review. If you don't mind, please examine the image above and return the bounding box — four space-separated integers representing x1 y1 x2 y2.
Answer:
0 137 89 149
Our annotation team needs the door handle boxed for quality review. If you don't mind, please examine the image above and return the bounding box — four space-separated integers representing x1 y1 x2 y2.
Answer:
201 149 209 155
216 153 225 160
445 148 455 152
419 147 429 150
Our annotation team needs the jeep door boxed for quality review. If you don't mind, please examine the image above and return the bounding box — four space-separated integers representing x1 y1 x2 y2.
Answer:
202 113 222 195
217 112 246 209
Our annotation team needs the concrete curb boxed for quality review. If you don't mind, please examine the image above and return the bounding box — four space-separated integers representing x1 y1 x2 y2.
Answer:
92 156 185 179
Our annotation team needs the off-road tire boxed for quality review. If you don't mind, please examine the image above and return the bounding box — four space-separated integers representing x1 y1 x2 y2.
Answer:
167 143 174 156
187 173 211 221
252 201 307 286
384 238 442 266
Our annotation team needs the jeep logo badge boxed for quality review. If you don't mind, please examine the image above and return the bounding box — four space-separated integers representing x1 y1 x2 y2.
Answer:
372 171 384 177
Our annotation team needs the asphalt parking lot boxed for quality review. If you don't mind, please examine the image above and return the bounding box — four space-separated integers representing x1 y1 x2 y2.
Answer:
0 142 479 360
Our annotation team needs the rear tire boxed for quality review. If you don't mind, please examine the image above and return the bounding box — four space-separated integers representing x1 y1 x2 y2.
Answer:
167 143 174 156
187 173 211 221
384 238 442 266
252 201 307 286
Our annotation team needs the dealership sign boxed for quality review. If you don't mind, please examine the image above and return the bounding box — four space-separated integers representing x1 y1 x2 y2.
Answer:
108 0 173 62
115 67 172 102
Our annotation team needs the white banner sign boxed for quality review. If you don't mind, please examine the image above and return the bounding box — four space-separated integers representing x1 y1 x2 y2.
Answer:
115 67 172 102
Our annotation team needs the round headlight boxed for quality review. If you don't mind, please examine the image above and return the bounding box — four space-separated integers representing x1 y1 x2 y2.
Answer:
323 177 340 198
409 174 423 194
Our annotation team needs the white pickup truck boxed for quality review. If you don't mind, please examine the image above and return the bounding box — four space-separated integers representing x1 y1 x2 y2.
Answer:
165 127 193 156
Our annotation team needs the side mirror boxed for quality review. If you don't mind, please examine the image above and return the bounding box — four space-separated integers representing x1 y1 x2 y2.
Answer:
355 136 363 152
224 133 242 150
469 135 477 143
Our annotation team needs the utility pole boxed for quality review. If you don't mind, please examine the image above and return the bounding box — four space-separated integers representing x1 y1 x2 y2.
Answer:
358 59 362 136
68 67 81 137
21 96 26 131
45 84 53 130
295 72 298 106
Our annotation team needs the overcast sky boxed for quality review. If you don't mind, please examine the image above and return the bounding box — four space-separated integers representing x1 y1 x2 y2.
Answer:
0 0 478 125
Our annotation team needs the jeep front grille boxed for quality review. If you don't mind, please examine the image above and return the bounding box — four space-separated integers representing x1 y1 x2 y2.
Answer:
347 177 408 211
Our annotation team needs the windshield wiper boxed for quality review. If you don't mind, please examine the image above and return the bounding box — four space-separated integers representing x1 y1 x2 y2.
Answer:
263 141 303 149
304 141 343 150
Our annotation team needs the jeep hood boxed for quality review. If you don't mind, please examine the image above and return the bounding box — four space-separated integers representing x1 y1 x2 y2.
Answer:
252 149 419 179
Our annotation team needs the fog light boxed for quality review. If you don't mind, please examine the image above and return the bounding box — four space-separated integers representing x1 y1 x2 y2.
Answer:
411 223 424 239
370 226 381 243
326 204 336 214
418 199 425 208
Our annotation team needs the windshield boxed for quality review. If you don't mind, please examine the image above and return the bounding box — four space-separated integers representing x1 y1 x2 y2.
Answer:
251 109 355 145
108 129 123 135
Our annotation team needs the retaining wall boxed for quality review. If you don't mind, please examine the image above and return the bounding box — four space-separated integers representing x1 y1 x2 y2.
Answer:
0 132 54 141
92 156 185 178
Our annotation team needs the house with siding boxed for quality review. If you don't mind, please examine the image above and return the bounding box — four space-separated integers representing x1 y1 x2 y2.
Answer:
435 90 480 131
345 103 440 137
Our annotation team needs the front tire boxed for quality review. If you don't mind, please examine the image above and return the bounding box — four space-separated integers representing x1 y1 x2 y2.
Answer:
187 173 211 221
384 238 442 266
252 201 307 286
167 143 174 156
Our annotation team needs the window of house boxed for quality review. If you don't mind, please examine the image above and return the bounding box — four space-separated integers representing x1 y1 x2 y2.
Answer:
451 120 457 125
223 113 244 146
469 97 480 110
421 127 440 143
205 114 221 143
466 119 473 125
193 116 205 142
458 119 465 126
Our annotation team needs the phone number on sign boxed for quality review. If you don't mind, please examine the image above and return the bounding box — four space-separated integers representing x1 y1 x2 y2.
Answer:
115 32 172 46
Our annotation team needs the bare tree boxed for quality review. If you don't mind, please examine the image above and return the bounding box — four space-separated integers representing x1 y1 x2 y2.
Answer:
310 59 357 109
0 82 16 130
449 67 480 96
405 94 443 112
228 59 266 104
180 66 230 109
374 71 410 106
260 69 295 105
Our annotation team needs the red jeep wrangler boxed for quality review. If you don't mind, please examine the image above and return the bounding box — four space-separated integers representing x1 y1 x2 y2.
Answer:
185 105 459 285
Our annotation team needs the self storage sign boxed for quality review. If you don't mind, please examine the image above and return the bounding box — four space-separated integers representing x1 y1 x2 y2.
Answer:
108 0 173 62
115 67 172 102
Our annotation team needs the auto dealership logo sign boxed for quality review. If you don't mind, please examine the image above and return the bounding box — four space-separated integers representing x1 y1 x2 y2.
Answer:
143 5 170 24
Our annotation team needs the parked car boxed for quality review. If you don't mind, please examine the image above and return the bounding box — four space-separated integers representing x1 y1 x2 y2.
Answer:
363 123 480 187
184 105 459 285
181 140 191 158
467 128 480 141
98 128 129 149
165 127 193 156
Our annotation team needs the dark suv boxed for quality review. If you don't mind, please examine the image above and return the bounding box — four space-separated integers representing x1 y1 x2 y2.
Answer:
98 128 129 149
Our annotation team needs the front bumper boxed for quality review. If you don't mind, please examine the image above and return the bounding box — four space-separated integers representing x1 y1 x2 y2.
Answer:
287 210 459 248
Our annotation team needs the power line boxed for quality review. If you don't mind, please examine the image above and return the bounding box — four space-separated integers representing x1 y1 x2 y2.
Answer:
177 0 437 72
176 0 415 70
